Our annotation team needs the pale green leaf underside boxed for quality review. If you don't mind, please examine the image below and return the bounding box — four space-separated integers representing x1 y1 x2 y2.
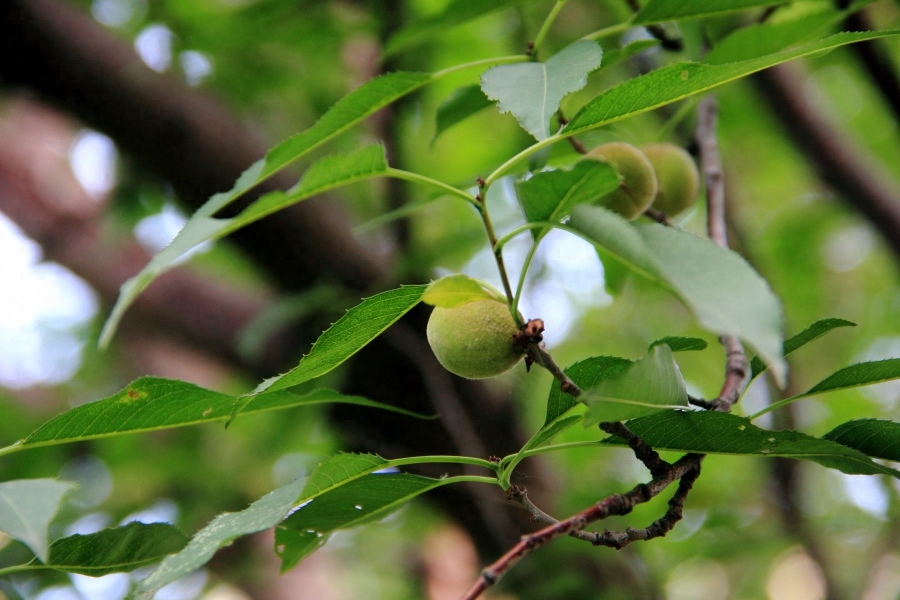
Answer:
29 522 188 576
605 411 900 478
482 40 602 140
100 144 390 347
134 479 306 597
584 345 688 425
564 31 900 137
568 206 786 385
422 274 498 307
0 479 77 562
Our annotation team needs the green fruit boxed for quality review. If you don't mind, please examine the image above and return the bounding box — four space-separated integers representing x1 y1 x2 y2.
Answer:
641 143 701 217
583 142 658 220
426 299 525 379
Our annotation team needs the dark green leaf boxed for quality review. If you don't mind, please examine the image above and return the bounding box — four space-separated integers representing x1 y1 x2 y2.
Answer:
823 419 900 462
33 523 187 576
584 345 689 426
605 411 900 478
750 317 856 379
634 0 793 24
650 336 708 353
482 40 602 140
134 479 306 597
0 479 76 562
564 31 900 137
276 473 448 571
544 355 632 426
433 84 493 142
801 359 900 398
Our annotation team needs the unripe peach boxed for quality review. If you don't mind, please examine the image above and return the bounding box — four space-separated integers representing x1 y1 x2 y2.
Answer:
641 143 700 217
426 299 524 379
583 142 658 220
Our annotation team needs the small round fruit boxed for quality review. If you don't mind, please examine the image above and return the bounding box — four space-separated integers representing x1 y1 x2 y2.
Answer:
641 143 700 217
583 142 658 220
426 299 525 379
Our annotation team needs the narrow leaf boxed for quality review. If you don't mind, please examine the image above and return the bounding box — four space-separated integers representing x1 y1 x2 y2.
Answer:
262 285 427 393
822 419 900 462
0 479 76 562
482 40 602 140
31 523 187 576
516 161 619 234
800 359 900 398
603 411 900 478
568 206 786 384
101 145 390 347
544 355 632 426
564 31 900 137
650 336 708 353
634 0 792 24
17 378 426 451
276 473 448 571
134 479 306 598
422 274 498 307
433 85 493 142
750 317 856 379
584 345 689 426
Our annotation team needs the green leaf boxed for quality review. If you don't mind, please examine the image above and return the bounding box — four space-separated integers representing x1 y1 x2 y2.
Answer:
134 479 306 598
750 317 856 379
100 144 391 347
584 345 689 426
482 40 602 140
601 39 661 70
30 523 187 576
422 274 499 307
11 378 427 452
433 84 493 143
261 285 427 393
604 411 900 478
0 479 76 562
822 419 900 462
276 473 449 571
634 0 793 24
649 336 709 353
568 206 786 385
301 453 390 498
384 0 521 56
544 355 632 426
563 31 900 137
801 359 900 398
516 161 619 235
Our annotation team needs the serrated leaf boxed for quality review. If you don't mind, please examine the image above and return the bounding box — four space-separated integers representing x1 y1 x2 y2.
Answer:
544 355 632 426
482 40 602 140
799 359 900 398
276 473 448 571
563 31 900 137
101 145 391 347
0 479 76 562
649 336 708 353
634 0 793 24
422 274 498 307
134 479 306 598
603 411 900 478
516 161 619 236
822 419 900 462
750 317 856 379
12 379 427 452
29 522 187 576
584 345 688 426
261 285 427 394
568 206 786 385
433 84 493 142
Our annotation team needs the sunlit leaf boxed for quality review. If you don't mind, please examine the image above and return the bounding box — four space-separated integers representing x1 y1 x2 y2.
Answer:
602 411 900 478
422 274 499 307
482 40 602 140
584 345 689 426
822 419 900 462
0 479 76 562
544 355 632 426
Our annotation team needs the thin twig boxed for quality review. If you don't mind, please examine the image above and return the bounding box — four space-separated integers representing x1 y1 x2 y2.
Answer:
695 95 749 412
527 342 582 397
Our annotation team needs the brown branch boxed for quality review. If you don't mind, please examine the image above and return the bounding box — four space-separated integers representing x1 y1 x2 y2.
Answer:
461 453 703 600
527 342 583 397
599 422 670 478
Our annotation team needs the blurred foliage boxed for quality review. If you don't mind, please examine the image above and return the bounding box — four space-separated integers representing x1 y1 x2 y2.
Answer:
2 0 900 599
